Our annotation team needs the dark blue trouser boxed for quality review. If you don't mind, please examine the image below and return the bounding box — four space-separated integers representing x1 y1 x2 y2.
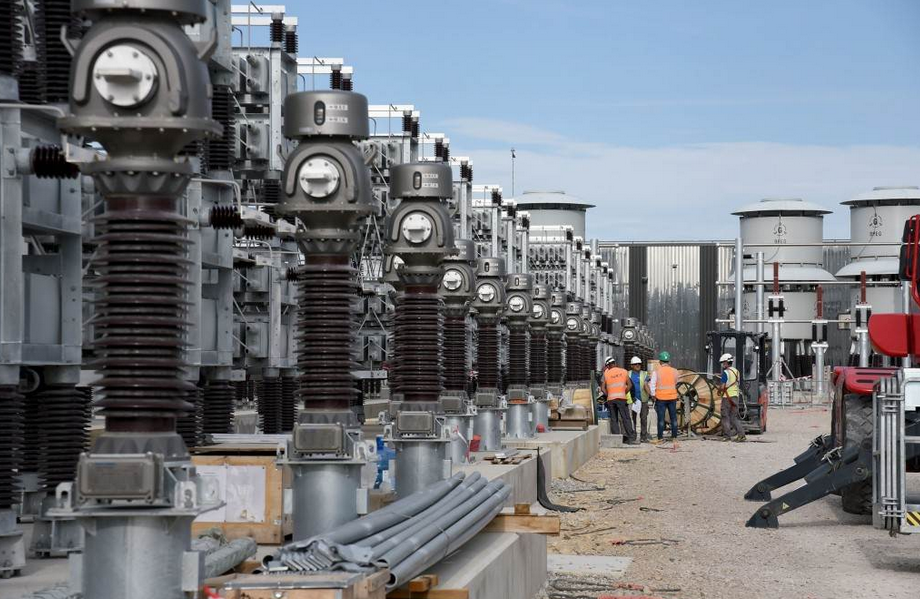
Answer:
655 400 679 439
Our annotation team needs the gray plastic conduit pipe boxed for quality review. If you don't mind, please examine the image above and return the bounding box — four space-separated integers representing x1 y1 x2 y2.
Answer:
368 474 489 559
359 473 484 549
203 537 259 579
377 480 504 569
286 472 466 550
387 483 512 590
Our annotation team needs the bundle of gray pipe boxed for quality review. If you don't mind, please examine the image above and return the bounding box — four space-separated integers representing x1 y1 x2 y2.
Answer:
267 471 511 590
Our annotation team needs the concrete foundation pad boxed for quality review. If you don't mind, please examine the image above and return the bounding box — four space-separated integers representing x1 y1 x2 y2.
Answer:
413 531 547 599
548 553 632 578
503 426 600 479
600 433 624 448
458 448 551 506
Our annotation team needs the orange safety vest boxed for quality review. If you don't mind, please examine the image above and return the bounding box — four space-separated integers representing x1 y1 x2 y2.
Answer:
603 367 630 401
656 365 679 400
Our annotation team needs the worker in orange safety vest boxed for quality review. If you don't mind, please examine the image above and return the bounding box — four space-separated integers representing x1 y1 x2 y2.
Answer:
600 356 638 444
650 351 680 443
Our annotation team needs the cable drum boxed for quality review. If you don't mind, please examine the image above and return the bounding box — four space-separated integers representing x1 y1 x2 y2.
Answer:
675 369 721 434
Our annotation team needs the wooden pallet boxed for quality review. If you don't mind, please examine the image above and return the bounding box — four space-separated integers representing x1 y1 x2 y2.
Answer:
221 571 389 599
482 504 561 535
388 574 468 598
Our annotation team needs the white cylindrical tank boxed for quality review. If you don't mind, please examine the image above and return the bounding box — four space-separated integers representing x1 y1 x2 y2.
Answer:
516 191 594 240
732 199 835 340
836 186 920 314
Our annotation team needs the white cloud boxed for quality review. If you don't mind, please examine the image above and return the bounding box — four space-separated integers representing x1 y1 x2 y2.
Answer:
448 119 920 241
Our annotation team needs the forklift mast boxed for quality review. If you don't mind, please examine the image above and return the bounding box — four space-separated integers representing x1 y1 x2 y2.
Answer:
706 329 769 433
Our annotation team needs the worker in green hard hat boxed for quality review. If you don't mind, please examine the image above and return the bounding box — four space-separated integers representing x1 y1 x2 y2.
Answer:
650 351 680 443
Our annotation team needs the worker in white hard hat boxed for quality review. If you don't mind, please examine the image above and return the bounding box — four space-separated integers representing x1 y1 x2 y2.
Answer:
628 356 651 442
600 356 637 444
718 353 746 442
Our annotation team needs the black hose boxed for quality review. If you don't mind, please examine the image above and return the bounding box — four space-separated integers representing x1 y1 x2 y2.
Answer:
536 448 582 513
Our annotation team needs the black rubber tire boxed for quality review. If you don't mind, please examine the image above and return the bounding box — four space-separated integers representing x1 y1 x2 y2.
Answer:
841 393 873 515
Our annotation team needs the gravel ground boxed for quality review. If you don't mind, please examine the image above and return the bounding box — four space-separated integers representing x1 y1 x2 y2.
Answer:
542 408 920 599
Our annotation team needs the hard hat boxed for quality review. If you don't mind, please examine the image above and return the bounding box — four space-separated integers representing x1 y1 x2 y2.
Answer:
658 351 670 362
604 356 616 367
719 353 734 363
630 356 642 365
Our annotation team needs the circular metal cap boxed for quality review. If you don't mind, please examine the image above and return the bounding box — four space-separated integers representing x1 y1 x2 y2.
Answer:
476 282 498 303
73 0 209 23
390 163 453 199
284 91 370 139
476 257 505 279
400 212 434 244
297 157 340 197
92 45 159 108
442 268 465 291
507 295 527 313
532 304 547 320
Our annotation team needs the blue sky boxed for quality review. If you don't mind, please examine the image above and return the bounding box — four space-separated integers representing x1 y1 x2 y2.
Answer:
285 0 920 240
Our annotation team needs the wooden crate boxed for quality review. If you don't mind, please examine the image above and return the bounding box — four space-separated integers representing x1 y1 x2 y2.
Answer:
192 453 292 544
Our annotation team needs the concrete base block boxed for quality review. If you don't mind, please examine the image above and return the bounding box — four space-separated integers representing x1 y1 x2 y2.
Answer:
459 449 551 506
600 433 624 448
548 553 631 578
503 426 600 479
421 531 547 599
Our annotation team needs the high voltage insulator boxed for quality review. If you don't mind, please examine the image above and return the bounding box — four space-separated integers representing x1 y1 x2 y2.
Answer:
0 0 21 76
93 201 195 430
442 313 468 391
257 377 282 434
208 85 235 171
530 329 547 384
284 26 298 54
294 262 360 410
269 15 284 43
0 386 24 510
477 321 501 389
330 69 343 90
392 292 445 403
31 145 79 179
209 204 243 229
203 379 234 436
281 376 296 433
43 0 75 103
176 385 203 448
